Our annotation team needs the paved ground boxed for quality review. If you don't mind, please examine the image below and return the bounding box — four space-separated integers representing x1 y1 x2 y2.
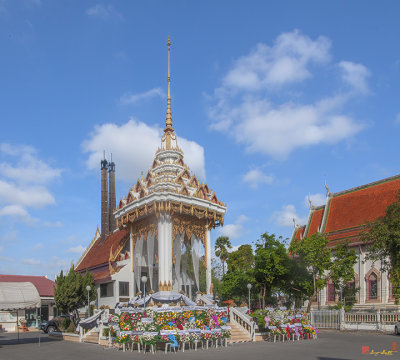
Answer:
1 330 399 360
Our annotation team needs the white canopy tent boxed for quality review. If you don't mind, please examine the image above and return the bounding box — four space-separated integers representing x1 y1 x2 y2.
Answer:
0 282 41 342
0 282 41 311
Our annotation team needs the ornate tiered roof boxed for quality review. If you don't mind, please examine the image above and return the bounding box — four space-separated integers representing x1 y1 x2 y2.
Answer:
291 174 400 247
114 37 226 229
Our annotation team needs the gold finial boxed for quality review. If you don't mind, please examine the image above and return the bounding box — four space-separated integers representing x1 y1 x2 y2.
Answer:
165 36 173 130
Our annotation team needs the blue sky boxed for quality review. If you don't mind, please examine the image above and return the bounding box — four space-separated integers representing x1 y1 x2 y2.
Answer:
1 0 400 278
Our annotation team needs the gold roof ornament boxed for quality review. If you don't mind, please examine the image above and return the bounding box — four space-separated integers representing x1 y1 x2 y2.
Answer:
164 36 175 149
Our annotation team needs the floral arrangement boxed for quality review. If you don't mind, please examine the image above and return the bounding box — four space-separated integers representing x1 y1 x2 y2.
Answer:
201 331 212 340
108 315 119 324
142 333 158 345
179 333 191 342
251 308 317 339
116 332 130 343
114 307 230 344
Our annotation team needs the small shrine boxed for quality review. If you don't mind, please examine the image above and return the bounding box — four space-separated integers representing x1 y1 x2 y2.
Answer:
114 37 226 298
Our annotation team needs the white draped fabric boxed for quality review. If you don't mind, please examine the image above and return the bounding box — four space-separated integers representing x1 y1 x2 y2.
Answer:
173 231 183 291
191 234 202 291
134 234 144 293
146 232 155 290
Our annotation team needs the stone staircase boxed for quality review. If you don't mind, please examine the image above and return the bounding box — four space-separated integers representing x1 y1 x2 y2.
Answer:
227 322 253 344
82 330 99 344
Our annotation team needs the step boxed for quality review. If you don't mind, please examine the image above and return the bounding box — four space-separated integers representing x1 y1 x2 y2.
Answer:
227 323 252 343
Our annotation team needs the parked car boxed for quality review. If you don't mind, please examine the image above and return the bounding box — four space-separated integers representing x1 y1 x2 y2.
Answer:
395 321 400 335
40 315 70 333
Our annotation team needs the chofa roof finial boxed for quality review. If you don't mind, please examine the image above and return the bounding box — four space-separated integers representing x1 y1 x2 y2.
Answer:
324 175 331 196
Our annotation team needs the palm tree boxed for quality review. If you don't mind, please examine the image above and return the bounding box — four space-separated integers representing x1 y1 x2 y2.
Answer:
215 236 232 277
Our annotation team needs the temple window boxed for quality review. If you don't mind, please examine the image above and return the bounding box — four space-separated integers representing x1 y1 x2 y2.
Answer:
119 281 129 297
368 273 378 300
328 282 335 302
100 282 114 298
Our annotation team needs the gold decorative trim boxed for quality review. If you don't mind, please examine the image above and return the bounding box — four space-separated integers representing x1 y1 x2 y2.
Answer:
117 200 225 229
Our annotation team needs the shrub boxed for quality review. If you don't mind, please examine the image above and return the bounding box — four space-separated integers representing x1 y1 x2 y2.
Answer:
61 317 71 330
66 322 76 333
103 327 110 337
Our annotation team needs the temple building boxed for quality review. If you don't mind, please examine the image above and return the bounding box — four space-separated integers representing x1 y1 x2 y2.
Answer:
76 38 226 309
291 174 400 309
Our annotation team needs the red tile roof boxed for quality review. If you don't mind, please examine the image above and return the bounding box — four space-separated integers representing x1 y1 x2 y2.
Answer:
306 207 324 237
75 229 129 272
324 176 400 234
295 227 304 240
0 274 55 297
92 270 111 283
297 175 400 246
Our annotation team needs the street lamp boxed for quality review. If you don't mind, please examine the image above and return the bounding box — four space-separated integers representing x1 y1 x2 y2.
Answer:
141 276 148 309
247 283 252 312
86 285 91 317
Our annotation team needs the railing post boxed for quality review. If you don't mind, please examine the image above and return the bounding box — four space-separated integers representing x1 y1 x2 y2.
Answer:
377 309 381 331
339 308 345 331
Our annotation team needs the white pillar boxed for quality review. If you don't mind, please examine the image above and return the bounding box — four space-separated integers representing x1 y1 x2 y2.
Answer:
359 247 366 304
165 213 172 287
206 228 212 295
130 224 135 298
158 214 165 288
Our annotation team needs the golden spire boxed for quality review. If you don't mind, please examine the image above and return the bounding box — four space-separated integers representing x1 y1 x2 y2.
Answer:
165 36 173 130
163 36 174 149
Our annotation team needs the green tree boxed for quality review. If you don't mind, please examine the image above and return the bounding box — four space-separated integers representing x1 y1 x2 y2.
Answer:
54 266 96 324
219 270 254 305
361 192 400 304
289 232 331 310
219 245 255 304
254 233 290 309
215 236 232 277
282 257 314 308
227 244 254 273
329 241 358 307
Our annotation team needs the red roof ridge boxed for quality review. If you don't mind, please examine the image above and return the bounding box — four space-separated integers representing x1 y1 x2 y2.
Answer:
75 228 129 272
330 174 400 198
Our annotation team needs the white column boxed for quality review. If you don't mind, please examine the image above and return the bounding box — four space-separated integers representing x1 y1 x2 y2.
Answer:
359 246 366 304
206 228 212 295
130 224 135 299
165 213 173 287
158 214 165 288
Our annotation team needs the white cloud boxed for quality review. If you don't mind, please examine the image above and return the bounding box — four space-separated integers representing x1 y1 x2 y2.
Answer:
209 30 368 159
0 255 13 262
271 204 306 227
303 192 326 208
218 214 248 239
86 4 122 20
243 169 274 189
82 118 206 182
223 30 330 91
22 258 41 265
338 61 370 94
0 204 38 224
42 220 63 227
0 181 55 208
0 143 60 223
119 87 165 105
67 245 86 254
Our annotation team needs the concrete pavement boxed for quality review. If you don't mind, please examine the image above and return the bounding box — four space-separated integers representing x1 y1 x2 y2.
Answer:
1 330 399 360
